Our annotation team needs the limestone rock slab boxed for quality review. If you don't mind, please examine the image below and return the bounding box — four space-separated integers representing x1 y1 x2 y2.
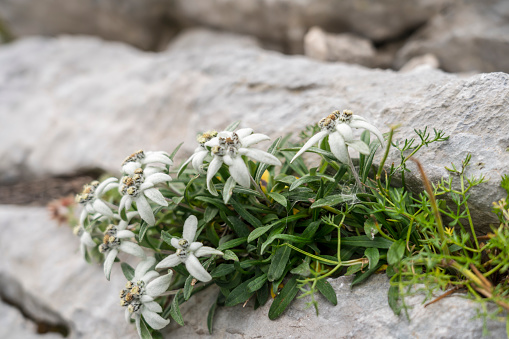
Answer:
0 30 508 228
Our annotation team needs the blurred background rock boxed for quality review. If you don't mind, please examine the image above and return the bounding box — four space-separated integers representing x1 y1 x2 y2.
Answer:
1 0 508 338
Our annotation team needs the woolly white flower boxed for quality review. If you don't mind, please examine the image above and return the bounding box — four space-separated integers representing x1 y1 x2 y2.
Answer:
155 215 223 282
119 167 171 226
122 150 173 175
75 178 118 224
73 225 96 257
291 110 384 164
180 130 218 173
100 216 146 280
121 257 173 336
204 128 281 195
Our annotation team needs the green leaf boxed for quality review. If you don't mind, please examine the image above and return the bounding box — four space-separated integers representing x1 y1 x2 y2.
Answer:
267 192 287 208
345 264 363 276
139 317 153 339
195 196 230 213
224 277 256 306
203 207 219 223
225 216 250 238
121 262 135 281
139 221 149 242
289 175 334 191
364 248 380 270
223 250 239 262
229 198 262 228
388 285 401 316
210 264 235 278
387 239 406 266
280 146 336 162
207 297 218 334
268 246 292 282
341 236 393 249
364 219 379 240
184 275 194 300
247 225 272 243
247 273 268 292
217 237 248 251
120 207 128 222
316 279 337 306
311 194 354 208
256 282 270 307
225 121 240 132
351 262 383 287
290 257 311 277
161 230 174 246
170 291 185 326
268 275 299 320
169 142 184 161
222 176 236 204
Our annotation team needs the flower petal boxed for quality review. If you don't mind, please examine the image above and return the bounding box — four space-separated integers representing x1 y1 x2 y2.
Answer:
239 148 281 166
141 309 170 330
79 209 87 226
171 238 180 249
185 254 212 282
335 123 354 142
125 308 132 323
189 242 203 252
346 140 370 155
80 232 96 247
143 301 162 313
192 150 209 173
194 246 224 258
141 295 155 303
145 173 172 185
104 249 118 280
155 254 181 269
135 257 156 280
236 128 253 138
328 132 349 164
204 138 219 147
183 215 198 242
136 196 155 226
241 133 270 147
85 203 95 214
92 199 113 217
228 156 251 188
139 182 155 191
123 162 141 176
144 153 172 166
349 120 385 146
290 130 329 163
135 314 141 338
141 271 159 284
119 241 146 258
95 177 118 196
146 272 173 297
116 230 136 239
143 188 168 207
206 157 223 196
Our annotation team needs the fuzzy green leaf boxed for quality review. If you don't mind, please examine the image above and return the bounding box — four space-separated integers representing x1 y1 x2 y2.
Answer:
210 264 235 278
268 246 292 282
387 239 406 266
247 225 272 243
139 318 153 339
222 176 236 205
224 277 256 306
170 291 185 326
247 273 268 292
268 275 299 320
121 262 135 281
341 236 393 249
217 237 248 251
311 194 354 208
267 192 287 207
364 247 380 270
316 279 337 306
207 298 218 334
223 250 239 262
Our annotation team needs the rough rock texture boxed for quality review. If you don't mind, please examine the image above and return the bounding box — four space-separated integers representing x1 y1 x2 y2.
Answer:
166 275 505 339
2 205 505 339
0 205 138 339
1 29 508 229
0 0 449 53
304 27 376 67
0 0 177 50
395 0 509 73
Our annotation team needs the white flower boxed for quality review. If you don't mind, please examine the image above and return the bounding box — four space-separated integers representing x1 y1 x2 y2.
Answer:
291 110 384 164
121 257 173 336
122 150 173 175
73 225 96 257
100 216 146 280
75 178 118 224
155 215 223 282
180 130 218 173
119 167 171 226
204 128 281 195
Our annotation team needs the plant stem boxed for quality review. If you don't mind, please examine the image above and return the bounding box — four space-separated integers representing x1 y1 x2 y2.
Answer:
250 175 271 204
347 153 364 193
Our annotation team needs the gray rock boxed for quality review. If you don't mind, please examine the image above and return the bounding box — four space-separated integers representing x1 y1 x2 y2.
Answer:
395 0 509 73
166 274 505 339
2 205 505 338
304 27 376 67
399 53 440 72
0 205 138 338
0 0 177 50
0 29 508 229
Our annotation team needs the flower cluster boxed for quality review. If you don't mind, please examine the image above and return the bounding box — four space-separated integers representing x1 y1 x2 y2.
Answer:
72 114 385 338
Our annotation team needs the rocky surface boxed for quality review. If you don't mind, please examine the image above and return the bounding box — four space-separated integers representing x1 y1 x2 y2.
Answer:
1 29 508 229
394 0 509 73
1 205 505 339
304 27 376 67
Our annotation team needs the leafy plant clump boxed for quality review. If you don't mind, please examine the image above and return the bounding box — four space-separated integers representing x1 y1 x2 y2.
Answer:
63 110 508 338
